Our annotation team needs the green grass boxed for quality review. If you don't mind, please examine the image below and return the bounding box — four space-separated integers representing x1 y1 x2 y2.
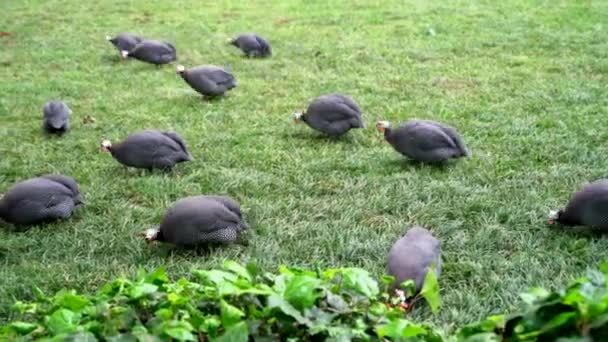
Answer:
1 0 608 331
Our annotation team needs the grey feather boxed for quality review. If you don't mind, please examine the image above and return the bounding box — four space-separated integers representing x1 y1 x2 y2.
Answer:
387 226 441 293
231 33 272 58
555 179 608 229
42 101 70 134
108 33 143 54
0 174 82 225
127 40 176 65
300 93 365 136
178 65 236 97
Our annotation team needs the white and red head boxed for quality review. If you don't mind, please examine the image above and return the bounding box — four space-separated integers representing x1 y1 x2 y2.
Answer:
376 120 391 133
547 210 560 225
175 64 186 74
100 139 112 153
293 112 303 124
120 50 129 59
144 227 160 241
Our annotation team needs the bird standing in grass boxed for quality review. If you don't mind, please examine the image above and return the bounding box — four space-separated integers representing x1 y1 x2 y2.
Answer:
293 93 365 137
144 195 250 247
100 130 193 171
548 179 608 230
106 33 142 57
229 33 272 58
176 64 237 98
42 100 70 135
376 119 469 163
0 175 83 225
121 40 177 65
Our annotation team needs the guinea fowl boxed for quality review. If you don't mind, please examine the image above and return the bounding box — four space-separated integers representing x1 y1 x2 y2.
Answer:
122 40 177 65
387 226 441 293
229 33 272 58
176 64 236 97
293 93 365 137
106 33 142 56
100 130 193 171
0 174 83 225
42 100 70 134
548 179 608 230
376 119 469 163
144 195 249 246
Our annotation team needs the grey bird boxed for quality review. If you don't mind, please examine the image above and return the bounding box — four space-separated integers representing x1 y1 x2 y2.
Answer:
143 195 250 246
0 174 83 225
121 40 177 65
229 33 272 58
42 101 70 134
176 64 236 97
106 33 143 56
548 179 608 230
387 226 441 293
376 119 469 163
100 130 193 171
293 93 365 137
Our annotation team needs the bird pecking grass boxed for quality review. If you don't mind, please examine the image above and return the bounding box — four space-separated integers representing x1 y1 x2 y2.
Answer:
1 0 608 331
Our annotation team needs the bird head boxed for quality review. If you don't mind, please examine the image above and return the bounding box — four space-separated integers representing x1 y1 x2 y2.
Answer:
376 120 391 133
143 227 160 242
100 139 112 152
293 112 304 124
226 37 237 46
547 210 561 225
105 35 113 42
175 64 186 74
120 50 129 59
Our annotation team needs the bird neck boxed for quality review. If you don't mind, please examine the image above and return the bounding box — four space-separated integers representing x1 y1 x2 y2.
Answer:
384 128 394 141
556 210 578 226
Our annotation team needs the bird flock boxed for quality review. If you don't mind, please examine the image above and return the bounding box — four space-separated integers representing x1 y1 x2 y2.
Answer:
1 30 607 299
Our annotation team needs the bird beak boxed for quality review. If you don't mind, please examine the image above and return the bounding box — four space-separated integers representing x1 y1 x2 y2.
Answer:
294 118 301 124
100 146 109 153
547 219 554 225
377 126 385 133
120 50 129 59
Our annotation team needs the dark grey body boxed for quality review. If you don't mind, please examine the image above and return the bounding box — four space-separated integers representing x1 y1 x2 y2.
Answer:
107 130 193 170
157 195 249 246
42 101 70 134
300 93 365 137
108 33 142 54
0 174 83 225
179 65 236 97
128 40 176 65
231 33 272 57
387 226 441 292
556 179 608 229
383 120 468 163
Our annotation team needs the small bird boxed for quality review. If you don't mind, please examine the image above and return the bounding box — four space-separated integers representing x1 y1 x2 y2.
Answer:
293 93 365 137
229 33 272 58
376 119 469 163
387 226 441 293
100 130 193 171
0 174 83 225
548 179 608 229
144 195 250 246
122 40 177 65
42 101 70 134
176 64 237 98
106 33 143 56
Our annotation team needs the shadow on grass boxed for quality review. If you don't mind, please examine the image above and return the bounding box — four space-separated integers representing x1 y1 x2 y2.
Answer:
285 130 359 144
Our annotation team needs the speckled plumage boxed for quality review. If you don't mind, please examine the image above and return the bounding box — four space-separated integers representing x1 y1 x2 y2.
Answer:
105 130 193 170
387 226 441 293
177 65 236 97
0 174 83 225
299 93 365 136
42 101 70 134
154 195 249 246
382 120 469 163
230 33 272 57
107 33 142 55
126 40 176 65
554 179 608 229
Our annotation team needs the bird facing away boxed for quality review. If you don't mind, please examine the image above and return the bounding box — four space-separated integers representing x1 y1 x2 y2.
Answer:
376 119 469 163
293 93 365 137
548 179 608 230
0 174 83 225
42 100 70 134
121 40 177 65
144 195 250 246
387 226 441 293
100 130 193 171
106 33 142 56
229 33 272 58
176 64 237 97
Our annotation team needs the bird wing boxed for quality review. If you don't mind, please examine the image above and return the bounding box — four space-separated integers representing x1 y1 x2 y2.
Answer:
203 68 235 86
402 122 457 151
429 121 468 156
160 131 190 155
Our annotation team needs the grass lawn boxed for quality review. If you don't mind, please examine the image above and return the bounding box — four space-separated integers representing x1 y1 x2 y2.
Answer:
1 0 608 330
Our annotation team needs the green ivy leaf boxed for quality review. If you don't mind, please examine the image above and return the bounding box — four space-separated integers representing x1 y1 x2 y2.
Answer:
129 283 158 299
212 321 248 342
420 265 441 314
54 291 89 312
146 267 169 285
220 300 245 327
266 293 311 325
46 308 80 335
9 321 38 334
200 316 221 337
341 268 379 298
164 327 196 341
376 319 427 338
223 261 252 281
284 275 321 310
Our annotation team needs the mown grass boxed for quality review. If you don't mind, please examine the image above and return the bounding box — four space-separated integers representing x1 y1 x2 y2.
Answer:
1 0 608 330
